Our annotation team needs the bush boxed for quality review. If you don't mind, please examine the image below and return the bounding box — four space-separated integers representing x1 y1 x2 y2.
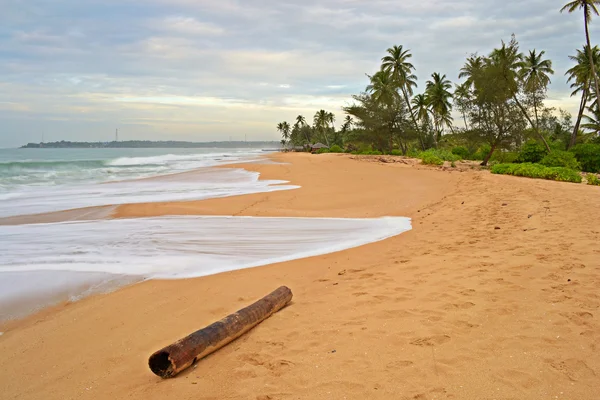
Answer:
540 150 581 170
517 141 548 163
329 145 343 153
587 174 600 186
316 148 330 154
390 149 403 156
421 153 444 166
490 151 519 164
451 146 470 160
570 143 600 173
419 149 461 162
472 144 492 161
490 163 582 183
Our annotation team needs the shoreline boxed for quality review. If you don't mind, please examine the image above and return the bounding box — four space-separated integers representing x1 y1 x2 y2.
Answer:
1 153 599 399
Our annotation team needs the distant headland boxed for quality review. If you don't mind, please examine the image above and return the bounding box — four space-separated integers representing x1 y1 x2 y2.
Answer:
21 140 280 149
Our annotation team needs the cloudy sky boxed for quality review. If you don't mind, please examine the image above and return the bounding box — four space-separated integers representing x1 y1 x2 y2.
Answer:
0 0 593 147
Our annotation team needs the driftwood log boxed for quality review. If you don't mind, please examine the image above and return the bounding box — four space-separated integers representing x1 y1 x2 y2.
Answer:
148 286 293 378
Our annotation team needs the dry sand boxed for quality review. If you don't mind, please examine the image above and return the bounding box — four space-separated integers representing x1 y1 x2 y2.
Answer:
1 153 599 399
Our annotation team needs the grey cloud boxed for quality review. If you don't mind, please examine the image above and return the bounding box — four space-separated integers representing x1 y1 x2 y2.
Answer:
0 0 594 147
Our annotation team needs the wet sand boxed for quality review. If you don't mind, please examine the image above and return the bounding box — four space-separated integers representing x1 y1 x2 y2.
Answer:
1 153 599 399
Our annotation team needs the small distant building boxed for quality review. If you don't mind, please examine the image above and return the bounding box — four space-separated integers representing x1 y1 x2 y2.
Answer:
310 143 329 153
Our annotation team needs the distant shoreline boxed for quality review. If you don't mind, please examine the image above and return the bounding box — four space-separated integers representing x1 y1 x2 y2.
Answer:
20 140 280 149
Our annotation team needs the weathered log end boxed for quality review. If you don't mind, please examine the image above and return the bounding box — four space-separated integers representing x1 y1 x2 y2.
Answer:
148 286 292 379
148 350 178 379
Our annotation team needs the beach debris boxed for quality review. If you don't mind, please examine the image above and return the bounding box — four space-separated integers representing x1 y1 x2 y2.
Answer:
338 270 347 276
502 203 508 206
494 226 501 230
148 286 293 379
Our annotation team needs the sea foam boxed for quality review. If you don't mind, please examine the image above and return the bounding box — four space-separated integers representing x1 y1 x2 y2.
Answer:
0 216 412 320
0 168 297 218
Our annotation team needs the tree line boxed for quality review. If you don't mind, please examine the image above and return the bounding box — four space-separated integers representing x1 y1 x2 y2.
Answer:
276 0 600 168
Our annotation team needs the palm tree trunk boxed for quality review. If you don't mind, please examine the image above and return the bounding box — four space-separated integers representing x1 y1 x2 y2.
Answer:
402 88 425 150
513 95 551 152
584 11 600 114
533 94 539 133
462 111 469 130
570 86 588 149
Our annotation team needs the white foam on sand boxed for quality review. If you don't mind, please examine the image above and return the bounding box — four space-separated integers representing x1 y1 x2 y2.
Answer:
0 216 411 320
0 168 298 218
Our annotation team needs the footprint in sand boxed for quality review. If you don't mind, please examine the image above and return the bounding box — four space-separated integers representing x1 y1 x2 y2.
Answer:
409 335 451 347
443 302 475 310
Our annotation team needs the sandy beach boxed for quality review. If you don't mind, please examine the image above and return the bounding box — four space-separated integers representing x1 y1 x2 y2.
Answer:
1 152 599 399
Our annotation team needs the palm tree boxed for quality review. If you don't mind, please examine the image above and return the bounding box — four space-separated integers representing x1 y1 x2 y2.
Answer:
582 105 600 133
340 115 354 133
282 121 291 143
519 50 554 135
488 37 551 152
561 0 600 109
277 121 291 148
366 69 401 107
294 115 310 144
295 115 306 128
412 94 430 125
459 55 484 88
425 73 453 146
453 82 472 129
381 45 422 147
313 110 332 147
339 115 354 145
566 45 600 147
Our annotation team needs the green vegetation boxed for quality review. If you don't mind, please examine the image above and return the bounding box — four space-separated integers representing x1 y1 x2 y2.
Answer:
570 143 600 172
517 141 549 163
491 163 582 183
329 145 344 153
420 153 444 166
275 3 600 185
451 146 470 160
540 150 581 169
419 149 461 162
587 173 600 185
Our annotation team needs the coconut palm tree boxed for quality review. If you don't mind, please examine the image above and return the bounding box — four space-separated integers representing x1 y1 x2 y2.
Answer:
561 0 600 109
295 115 306 128
459 55 484 88
425 73 453 146
488 37 551 152
582 105 600 133
412 94 430 125
366 69 401 107
453 82 472 130
381 45 420 136
566 45 600 146
282 121 291 142
313 110 332 147
277 121 291 148
294 115 310 144
519 50 554 134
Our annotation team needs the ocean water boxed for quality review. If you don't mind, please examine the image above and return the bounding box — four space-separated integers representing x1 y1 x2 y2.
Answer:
0 147 413 321
0 216 412 320
0 148 296 218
